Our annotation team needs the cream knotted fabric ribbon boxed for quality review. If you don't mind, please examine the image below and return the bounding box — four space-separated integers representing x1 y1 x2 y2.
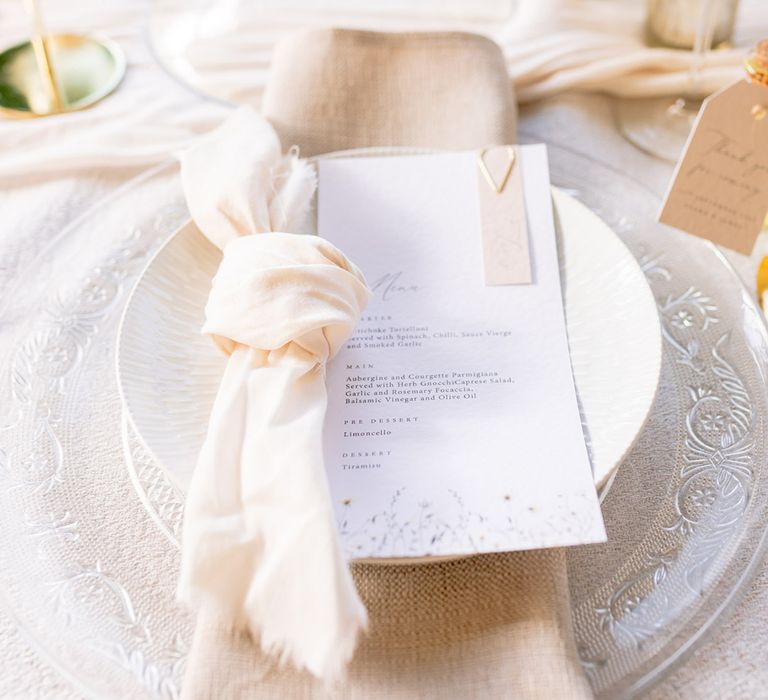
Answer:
177 107 371 682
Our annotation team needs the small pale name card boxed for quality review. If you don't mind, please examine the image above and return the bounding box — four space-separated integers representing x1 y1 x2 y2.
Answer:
660 80 768 254
476 145 532 285
318 147 606 559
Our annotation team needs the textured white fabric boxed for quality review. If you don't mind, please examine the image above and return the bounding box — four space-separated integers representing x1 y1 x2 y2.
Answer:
177 109 371 681
503 0 750 102
180 109 315 251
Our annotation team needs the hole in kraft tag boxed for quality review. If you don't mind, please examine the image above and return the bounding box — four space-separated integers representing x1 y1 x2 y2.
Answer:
476 145 532 285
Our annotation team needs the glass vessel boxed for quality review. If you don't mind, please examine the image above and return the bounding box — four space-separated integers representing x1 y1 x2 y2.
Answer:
617 0 726 163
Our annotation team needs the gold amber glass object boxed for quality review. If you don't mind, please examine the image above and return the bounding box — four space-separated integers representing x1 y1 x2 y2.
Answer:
757 253 768 310
750 42 768 308
745 39 768 87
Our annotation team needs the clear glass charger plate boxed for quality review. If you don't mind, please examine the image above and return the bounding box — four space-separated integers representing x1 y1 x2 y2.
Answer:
0 146 767 699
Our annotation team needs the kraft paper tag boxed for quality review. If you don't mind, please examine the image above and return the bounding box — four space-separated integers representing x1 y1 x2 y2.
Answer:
659 80 768 254
476 145 531 285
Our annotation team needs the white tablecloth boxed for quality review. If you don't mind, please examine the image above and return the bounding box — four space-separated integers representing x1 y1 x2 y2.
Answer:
1 0 768 697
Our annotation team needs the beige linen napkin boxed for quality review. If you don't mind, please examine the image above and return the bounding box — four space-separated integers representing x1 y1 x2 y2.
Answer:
262 30 516 157
181 30 592 700
184 551 591 699
178 108 371 682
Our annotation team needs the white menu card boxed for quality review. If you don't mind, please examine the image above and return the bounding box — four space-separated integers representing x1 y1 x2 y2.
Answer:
318 147 606 559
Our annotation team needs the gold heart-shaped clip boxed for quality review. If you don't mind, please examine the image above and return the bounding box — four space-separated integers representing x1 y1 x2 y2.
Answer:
477 145 516 194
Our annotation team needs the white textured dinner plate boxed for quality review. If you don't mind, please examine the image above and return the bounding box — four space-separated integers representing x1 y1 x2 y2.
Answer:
116 148 662 526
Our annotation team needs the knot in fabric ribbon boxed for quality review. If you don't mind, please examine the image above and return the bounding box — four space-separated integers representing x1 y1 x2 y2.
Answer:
204 233 370 366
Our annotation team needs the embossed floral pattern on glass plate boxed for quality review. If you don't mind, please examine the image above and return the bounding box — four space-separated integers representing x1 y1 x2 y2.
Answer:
0 149 767 699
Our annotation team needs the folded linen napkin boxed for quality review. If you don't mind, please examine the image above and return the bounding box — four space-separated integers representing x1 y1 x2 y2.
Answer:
180 30 592 700
262 30 517 156
177 107 370 682
183 550 592 699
